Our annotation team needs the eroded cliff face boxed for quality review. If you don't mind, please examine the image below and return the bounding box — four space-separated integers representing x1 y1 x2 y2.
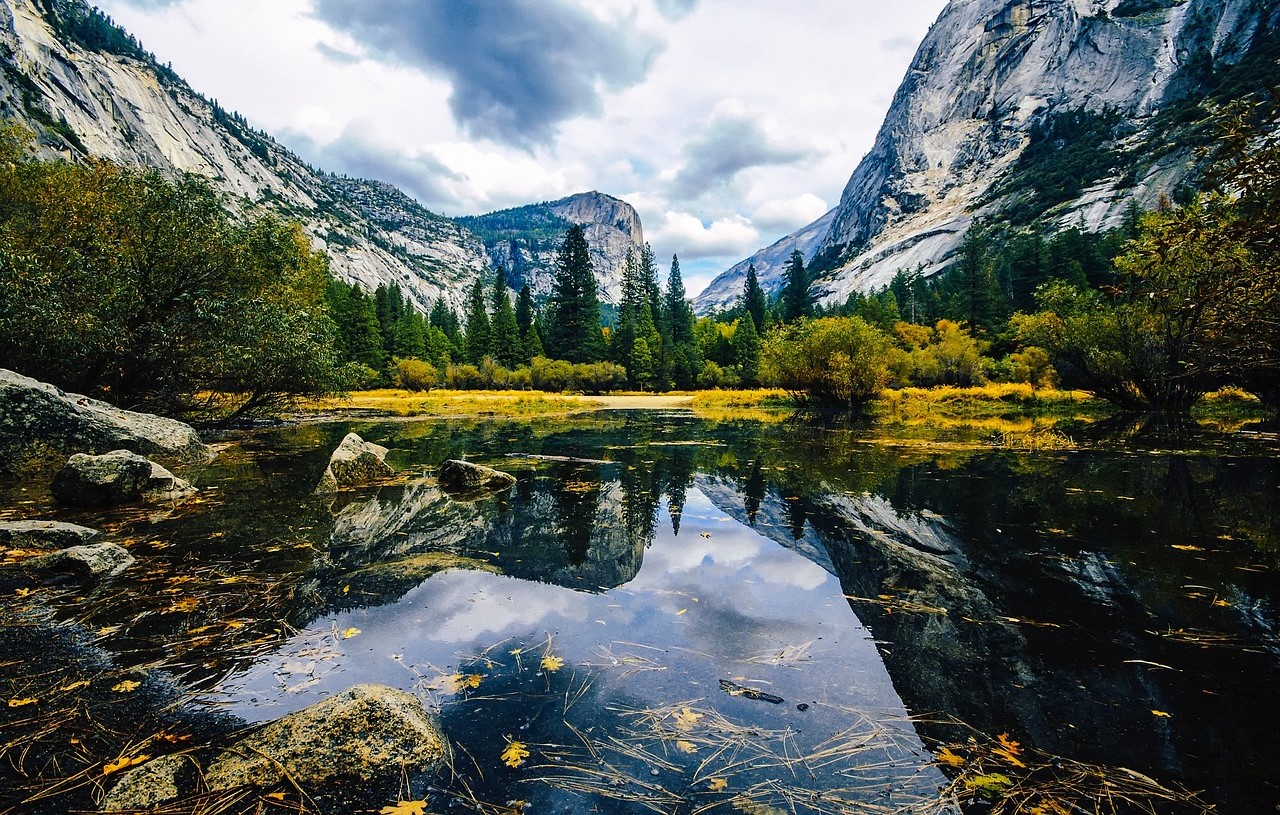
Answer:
473 191 645 306
0 0 489 313
697 0 1276 312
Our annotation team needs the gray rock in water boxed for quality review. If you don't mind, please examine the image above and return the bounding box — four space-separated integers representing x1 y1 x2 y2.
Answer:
204 684 448 789
0 520 100 550
51 450 195 507
27 542 134 579
0 368 210 474
101 754 189 812
316 433 394 493
438 459 516 496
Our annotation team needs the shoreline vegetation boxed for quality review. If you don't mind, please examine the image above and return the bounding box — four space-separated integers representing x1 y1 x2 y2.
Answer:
294 385 1271 431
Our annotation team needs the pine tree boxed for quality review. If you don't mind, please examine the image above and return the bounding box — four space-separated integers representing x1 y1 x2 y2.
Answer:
664 254 701 389
545 225 604 363
515 284 535 362
463 276 491 364
781 250 811 323
326 280 385 370
489 266 522 367
642 244 671 390
743 263 767 332
732 316 760 386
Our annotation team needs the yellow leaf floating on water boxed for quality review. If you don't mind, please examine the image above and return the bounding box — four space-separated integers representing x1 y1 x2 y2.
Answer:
379 801 427 815
993 733 1025 767
8 697 37 708
1171 544 1204 552
708 777 728 791
540 654 564 672
434 674 483 694
676 608 688 616
112 680 141 693
965 772 1012 795
1152 709 1172 718
675 739 698 754
501 740 530 768
103 754 150 777
935 746 965 767
342 627 362 639
674 707 702 731
264 792 287 801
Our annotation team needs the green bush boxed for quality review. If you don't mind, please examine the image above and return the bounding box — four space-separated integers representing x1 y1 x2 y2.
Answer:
393 358 438 391
761 317 892 409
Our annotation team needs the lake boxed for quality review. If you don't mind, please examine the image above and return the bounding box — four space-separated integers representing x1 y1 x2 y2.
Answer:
5 411 1278 813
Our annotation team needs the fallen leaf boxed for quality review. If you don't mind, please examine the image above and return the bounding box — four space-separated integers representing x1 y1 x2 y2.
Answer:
501 740 530 768
103 754 150 777
8 697 37 708
342 584 350 594
993 733 1025 767
1171 544 1204 552
433 673 483 694
965 772 1013 795
14 587 33 597
675 739 698 754
935 746 965 767
342 627 362 639
379 801 426 815
540 654 564 672
708 777 728 791
112 680 141 693
1152 709 1172 718
265 792 287 801
674 707 702 731
509 648 522 655
676 608 688 616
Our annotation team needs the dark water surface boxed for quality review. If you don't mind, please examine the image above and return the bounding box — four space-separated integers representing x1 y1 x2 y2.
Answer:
7 412 1279 813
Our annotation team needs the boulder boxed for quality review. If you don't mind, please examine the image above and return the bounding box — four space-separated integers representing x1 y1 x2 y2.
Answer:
315 433 393 493
438 459 516 496
204 684 448 789
27 542 134 579
51 450 196 507
0 368 210 474
101 754 189 812
0 520 100 550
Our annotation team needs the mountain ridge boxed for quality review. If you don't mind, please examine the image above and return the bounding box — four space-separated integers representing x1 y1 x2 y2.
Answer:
696 0 1279 314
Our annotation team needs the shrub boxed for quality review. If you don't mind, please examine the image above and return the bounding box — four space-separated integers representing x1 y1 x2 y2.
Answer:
761 317 892 409
393 358 438 391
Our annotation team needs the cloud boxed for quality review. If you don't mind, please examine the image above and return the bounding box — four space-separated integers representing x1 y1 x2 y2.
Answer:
284 121 461 210
111 0 185 8
751 193 829 232
650 211 760 260
880 34 919 52
653 0 699 20
313 0 663 147
667 107 819 201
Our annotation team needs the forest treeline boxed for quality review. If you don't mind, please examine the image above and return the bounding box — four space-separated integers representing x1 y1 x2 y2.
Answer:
1 98 1276 420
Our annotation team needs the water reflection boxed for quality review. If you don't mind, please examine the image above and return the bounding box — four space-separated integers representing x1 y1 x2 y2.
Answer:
8 412 1278 811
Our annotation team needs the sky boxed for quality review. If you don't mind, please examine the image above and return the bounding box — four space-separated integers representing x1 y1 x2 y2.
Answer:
95 0 948 297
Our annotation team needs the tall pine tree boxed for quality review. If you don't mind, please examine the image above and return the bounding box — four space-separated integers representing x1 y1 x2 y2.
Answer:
781 250 811 323
743 262 767 332
664 254 701 389
545 225 605 363
515 284 535 362
489 266 522 367
463 276 491 364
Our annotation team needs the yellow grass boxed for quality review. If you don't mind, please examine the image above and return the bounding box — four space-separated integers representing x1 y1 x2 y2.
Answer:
298 389 596 417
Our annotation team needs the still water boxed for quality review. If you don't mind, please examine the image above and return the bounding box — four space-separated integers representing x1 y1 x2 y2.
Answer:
22 412 1280 812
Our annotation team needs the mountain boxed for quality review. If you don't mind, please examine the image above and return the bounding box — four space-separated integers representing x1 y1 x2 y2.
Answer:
696 0 1279 314
0 0 489 313
458 191 645 306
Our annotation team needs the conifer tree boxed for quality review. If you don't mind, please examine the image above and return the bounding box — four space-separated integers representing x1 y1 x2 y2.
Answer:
463 276 491 364
545 225 605 363
781 250 811 323
732 315 760 386
665 254 701 389
326 280 386 370
515 284 535 361
743 262 767 332
489 265 522 367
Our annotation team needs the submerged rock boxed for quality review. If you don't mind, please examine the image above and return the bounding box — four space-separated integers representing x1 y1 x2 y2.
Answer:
51 450 195 507
0 368 210 474
316 433 393 493
27 542 134 580
101 754 190 812
438 459 516 496
205 684 448 789
0 520 100 550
